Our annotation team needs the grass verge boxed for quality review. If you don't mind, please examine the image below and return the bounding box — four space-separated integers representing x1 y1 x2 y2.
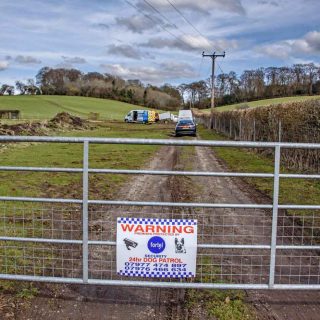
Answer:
186 259 254 320
198 125 320 224
186 288 253 320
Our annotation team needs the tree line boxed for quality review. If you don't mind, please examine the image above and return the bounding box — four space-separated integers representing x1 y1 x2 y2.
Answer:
0 67 182 111
0 63 320 110
35 67 181 111
181 63 320 109
0 79 41 96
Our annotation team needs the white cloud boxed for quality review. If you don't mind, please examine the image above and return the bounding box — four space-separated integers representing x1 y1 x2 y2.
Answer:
0 60 9 71
292 31 320 53
86 12 114 24
100 61 196 83
181 35 213 50
256 30 320 60
137 0 245 15
15 55 41 64
140 35 238 52
62 56 87 64
256 43 292 60
55 62 75 69
107 44 154 60
115 14 158 34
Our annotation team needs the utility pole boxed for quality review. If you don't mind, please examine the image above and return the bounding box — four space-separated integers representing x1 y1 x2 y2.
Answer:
202 51 225 128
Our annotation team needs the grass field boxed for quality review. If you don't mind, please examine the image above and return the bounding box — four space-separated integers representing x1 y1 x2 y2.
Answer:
0 95 162 120
0 122 173 201
201 95 320 113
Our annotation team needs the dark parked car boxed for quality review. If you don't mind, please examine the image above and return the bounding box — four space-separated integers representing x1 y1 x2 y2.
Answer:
175 119 197 137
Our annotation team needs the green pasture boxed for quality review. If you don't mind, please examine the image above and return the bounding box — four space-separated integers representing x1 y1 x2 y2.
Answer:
0 122 174 201
0 95 163 120
201 95 320 113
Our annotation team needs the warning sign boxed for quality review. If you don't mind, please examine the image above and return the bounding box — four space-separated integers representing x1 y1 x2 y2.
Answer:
116 217 197 278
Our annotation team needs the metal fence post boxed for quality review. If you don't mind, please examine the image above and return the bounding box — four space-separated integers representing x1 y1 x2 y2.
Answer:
253 119 256 142
83 140 89 283
269 145 281 288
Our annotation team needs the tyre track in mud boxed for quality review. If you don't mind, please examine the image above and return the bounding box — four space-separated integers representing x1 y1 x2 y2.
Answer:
80 144 188 320
14 145 184 320
183 143 320 320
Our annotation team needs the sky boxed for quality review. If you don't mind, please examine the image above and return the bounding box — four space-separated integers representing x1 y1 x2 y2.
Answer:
0 0 319 86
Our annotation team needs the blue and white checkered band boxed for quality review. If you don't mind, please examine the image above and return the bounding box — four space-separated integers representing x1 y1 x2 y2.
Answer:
117 217 197 225
118 270 195 278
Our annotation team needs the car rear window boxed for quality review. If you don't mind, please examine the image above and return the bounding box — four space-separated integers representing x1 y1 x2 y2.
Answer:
178 120 194 125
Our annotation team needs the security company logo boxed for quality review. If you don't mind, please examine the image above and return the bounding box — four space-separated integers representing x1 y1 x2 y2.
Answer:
148 236 165 254
116 217 197 278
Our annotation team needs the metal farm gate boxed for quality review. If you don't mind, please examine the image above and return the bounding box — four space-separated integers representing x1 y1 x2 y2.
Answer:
1 136 320 290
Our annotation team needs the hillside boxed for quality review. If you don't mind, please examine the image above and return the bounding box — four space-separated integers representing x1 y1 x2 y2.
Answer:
201 95 320 113
0 95 159 120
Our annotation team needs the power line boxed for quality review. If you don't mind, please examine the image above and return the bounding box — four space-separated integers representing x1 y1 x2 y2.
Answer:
124 0 195 51
143 0 177 30
166 0 207 40
217 62 225 75
142 0 194 44
125 0 216 56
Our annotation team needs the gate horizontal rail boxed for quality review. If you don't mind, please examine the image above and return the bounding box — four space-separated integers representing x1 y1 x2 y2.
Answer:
0 136 320 289
0 135 320 149
2 166 320 179
1 196 320 210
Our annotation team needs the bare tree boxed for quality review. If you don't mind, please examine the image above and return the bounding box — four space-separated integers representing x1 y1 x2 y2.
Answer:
15 81 27 94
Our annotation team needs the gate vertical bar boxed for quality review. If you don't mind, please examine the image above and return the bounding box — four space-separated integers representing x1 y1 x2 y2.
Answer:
82 140 89 283
269 145 281 288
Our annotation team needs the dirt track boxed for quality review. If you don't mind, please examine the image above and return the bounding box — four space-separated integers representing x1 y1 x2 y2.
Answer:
6 140 320 319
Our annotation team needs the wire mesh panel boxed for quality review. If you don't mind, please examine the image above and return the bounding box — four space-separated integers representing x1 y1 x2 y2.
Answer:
197 249 270 284
0 202 83 279
197 208 272 245
275 249 320 285
0 202 82 240
0 241 82 279
277 210 320 246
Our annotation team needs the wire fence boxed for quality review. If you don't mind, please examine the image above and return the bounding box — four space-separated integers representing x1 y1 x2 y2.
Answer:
194 99 320 173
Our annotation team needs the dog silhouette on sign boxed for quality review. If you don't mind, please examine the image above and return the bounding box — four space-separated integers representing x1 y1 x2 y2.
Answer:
175 238 186 253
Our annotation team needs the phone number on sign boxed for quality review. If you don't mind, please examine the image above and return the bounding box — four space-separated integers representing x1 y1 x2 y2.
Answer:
124 262 187 272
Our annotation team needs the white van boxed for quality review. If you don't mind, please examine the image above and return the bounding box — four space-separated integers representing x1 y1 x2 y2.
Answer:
178 110 193 121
